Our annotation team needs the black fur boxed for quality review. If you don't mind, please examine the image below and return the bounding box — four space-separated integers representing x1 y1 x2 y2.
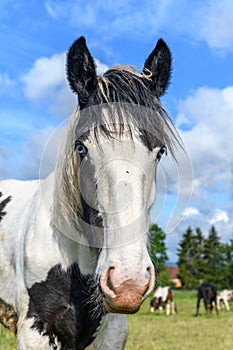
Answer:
196 282 218 316
78 153 104 248
66 36 97 107
27 264 105 350
143 38 172 96
0 192 11 222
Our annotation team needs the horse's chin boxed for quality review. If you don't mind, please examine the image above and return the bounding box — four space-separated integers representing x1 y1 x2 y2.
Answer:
104 299 140 314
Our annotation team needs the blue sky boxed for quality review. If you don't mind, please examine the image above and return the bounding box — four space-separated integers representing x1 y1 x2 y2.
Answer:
1 0 233 261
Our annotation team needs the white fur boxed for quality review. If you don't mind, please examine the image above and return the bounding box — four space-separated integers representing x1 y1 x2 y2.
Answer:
87 131 157 288
217 289 233 311
153 286 176 316
153 286 169 301
0 109 161 348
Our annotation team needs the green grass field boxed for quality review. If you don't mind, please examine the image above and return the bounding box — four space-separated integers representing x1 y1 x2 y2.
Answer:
0 291 233 350
126 290 233 350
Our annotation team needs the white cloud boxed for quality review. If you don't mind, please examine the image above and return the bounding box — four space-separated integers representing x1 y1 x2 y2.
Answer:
44 0 233 53
183 207 199 217
173 85 233 245
199 0 233 52
210 209 229 224
20 51 109 117
44 0 175 39
177 86 233 195
8 51 109 178
21 53 66 101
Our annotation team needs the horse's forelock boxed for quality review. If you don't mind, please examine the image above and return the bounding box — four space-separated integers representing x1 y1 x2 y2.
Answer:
82 66 183 158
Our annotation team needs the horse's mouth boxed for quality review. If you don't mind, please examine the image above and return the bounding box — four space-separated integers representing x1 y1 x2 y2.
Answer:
103 297 141 314
101 274 148 314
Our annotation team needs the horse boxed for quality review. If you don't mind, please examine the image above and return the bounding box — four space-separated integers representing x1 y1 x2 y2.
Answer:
0 36 181 349
217 289 233 311
196 282 218 316
150 286 177 315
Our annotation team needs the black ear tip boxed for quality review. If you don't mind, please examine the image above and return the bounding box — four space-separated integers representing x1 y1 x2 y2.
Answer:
76 36 86 45
157 38 166 46
68 36 87 53
156 38 171 53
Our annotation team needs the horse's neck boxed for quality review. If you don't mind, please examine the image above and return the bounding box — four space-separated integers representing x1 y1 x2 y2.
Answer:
54 232 97 275
45 173 96 275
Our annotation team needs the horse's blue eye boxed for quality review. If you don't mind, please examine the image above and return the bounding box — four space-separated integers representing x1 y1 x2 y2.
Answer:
156 145 167 161
75 141 88 158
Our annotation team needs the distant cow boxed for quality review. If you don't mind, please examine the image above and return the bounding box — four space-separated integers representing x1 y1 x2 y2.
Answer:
150 286 177 315
196 282 218 316
217 289 233 311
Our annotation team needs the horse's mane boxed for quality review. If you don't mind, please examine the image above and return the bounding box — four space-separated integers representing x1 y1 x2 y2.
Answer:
97 65 152 102
89 65 181 155
52 65 182 231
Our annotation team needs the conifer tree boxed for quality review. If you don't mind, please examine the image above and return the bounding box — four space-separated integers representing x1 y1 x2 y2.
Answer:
193 227 205 281
202 226 224 288
149 224 168 275
177 225 233 290
177 227 196 289
220 239 233 288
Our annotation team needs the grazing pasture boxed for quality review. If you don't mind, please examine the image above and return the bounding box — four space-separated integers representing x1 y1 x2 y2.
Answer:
1 291 233 350
126 290 233 350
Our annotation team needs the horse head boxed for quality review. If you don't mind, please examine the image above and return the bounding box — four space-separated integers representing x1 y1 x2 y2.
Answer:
54 36 179 314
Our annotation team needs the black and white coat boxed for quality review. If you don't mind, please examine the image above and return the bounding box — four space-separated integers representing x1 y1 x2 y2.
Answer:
0 36 178 349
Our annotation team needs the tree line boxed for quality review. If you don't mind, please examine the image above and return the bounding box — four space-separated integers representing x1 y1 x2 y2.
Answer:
177 225 233 290
149 224 233 290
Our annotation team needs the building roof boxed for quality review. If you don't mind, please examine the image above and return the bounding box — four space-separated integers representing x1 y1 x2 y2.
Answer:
167 267 180 279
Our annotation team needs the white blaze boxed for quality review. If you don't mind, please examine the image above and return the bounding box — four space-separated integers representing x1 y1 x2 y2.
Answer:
84 131 158 283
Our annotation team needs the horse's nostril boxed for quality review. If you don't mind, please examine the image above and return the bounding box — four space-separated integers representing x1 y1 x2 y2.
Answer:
142 266 155 299
106 267 115 293
101 267 117 299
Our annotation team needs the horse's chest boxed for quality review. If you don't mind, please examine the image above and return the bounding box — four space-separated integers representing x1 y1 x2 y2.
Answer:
27 264 104 350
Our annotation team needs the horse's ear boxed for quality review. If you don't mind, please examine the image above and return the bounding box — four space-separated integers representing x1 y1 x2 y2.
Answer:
66 36 97 103
143 39 172 97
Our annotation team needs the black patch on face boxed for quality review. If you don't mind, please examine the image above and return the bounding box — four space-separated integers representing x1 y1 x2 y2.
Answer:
0 192 11 222
27 263 105 350
139 129 163 151
78 153 104 249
